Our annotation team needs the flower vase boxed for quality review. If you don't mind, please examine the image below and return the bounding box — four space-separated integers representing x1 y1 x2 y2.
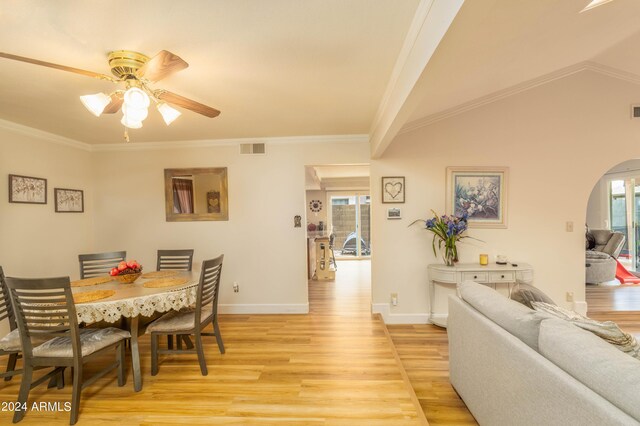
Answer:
443 241 457 266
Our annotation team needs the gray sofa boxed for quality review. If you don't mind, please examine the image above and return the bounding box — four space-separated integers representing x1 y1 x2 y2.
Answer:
448 281 640 425
586 229 625 284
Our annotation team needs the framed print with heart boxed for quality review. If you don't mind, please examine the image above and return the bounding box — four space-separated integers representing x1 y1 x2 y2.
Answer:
382 176 405 204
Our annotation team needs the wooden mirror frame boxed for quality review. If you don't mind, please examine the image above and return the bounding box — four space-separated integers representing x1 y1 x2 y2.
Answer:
164 167 229 222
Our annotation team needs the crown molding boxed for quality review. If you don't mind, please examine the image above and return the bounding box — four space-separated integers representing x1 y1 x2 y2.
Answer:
400 61 640 135
0 119 92 151
91 134 369 151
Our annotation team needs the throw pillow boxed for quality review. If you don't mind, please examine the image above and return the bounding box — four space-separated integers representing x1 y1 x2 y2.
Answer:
586 226 596 250
531 301 640 359
510 283 556 309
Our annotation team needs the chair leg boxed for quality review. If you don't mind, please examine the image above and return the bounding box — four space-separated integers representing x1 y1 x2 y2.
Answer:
4 352 18 382
182 335 194 350
13 363 32 423
70 364 82 425
151 334 159 376
167 335 173 350
214 320 225 354
57 368 65 390
117 341 126 386
177 335 183 350
194 333 208 376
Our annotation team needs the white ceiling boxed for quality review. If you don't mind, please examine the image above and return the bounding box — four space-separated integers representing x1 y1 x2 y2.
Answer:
0 0 419 144
406 0 640 124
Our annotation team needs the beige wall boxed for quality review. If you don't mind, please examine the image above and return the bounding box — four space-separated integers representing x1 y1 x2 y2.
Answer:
92 140 369 313
371 70 640 322
0 131 95 335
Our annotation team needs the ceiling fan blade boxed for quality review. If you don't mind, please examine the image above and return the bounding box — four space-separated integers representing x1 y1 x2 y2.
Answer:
0 52 116 82
156 90 220 118
102 93 124 114
136 50 188 82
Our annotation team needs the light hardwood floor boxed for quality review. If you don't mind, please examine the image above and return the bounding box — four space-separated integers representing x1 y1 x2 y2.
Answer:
0 261 425 425
386 284 640 426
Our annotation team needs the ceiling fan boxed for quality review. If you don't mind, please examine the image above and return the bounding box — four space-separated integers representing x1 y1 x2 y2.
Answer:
0 50 220 141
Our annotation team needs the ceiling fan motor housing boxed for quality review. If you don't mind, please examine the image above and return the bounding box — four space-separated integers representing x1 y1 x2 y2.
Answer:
108 50 149 79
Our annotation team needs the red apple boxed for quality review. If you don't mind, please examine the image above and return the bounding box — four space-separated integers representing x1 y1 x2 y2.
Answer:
110 268 119 276
127 260 137 269
117 261 127 271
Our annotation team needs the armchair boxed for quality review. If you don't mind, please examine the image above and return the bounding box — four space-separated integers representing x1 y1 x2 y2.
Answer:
586 229 625 284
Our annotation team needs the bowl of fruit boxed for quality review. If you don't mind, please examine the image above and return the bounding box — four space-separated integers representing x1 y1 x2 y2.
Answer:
110 260 143 284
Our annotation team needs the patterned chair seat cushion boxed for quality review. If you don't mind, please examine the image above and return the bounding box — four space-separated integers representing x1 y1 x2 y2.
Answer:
146 305 213 333
0 329 21 352
32 328 130 358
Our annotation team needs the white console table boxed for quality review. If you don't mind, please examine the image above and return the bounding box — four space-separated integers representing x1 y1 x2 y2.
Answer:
427 262 534 327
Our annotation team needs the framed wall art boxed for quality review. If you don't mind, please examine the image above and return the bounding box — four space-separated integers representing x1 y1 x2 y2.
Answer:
54 188 84 213
9 174 47 204
381 176 405 203
446 166 508 228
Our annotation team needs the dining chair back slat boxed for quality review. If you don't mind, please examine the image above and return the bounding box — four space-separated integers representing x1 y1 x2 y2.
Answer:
157 249 194 271
79 251 126 279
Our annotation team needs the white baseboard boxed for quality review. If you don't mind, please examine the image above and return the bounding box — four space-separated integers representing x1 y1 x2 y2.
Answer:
218 303 309 314
371 303 430 325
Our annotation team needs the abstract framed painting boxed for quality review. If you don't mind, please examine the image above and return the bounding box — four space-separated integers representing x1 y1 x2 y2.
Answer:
445 167 508 228
8 174 47 204
54 188 84 213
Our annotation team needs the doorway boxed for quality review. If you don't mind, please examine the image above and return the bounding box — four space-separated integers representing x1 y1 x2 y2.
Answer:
304 164 371 313
327 192 371 259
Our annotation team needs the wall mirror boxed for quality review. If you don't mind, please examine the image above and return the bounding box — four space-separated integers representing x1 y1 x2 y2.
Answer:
164 167 229 221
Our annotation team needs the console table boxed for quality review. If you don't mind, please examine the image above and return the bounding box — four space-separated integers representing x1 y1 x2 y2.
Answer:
427 262 534 327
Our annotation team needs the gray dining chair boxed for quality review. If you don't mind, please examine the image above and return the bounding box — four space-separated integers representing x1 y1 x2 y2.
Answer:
147 254 225 376
157 249 194 271
78 250 126 279
0 266 21 381
6 276 130 424
157 249 195 350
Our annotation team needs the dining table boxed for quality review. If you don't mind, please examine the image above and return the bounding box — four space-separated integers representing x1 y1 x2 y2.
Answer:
71 270 200 392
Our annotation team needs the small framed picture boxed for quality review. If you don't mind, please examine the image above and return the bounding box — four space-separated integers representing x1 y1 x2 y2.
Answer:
387 208 402 220
54 188 84 213
9 174 47 204
382 176 405 203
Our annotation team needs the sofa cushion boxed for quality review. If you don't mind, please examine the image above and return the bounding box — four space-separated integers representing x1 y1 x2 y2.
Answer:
458 281 549 351
532 302 640 359
510 283 555 309
539 318 640 421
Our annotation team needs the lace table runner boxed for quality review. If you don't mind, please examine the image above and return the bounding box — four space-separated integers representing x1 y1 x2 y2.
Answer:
75 284 198 323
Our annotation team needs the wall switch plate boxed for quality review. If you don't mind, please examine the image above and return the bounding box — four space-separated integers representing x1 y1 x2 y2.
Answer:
566 221 574 232
233 282 239 293
390 293 398 306
566 291 574 302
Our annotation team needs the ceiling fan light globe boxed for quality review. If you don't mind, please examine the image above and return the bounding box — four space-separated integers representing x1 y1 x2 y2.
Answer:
122 103 149 122
124 87 150 109
157 102 181 125
120 115 143 129
80 92 111 117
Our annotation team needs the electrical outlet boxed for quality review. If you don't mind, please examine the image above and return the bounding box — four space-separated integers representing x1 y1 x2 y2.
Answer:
391 293 398 306
233 282 239 293
566 291 574 302
566 221 574 232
